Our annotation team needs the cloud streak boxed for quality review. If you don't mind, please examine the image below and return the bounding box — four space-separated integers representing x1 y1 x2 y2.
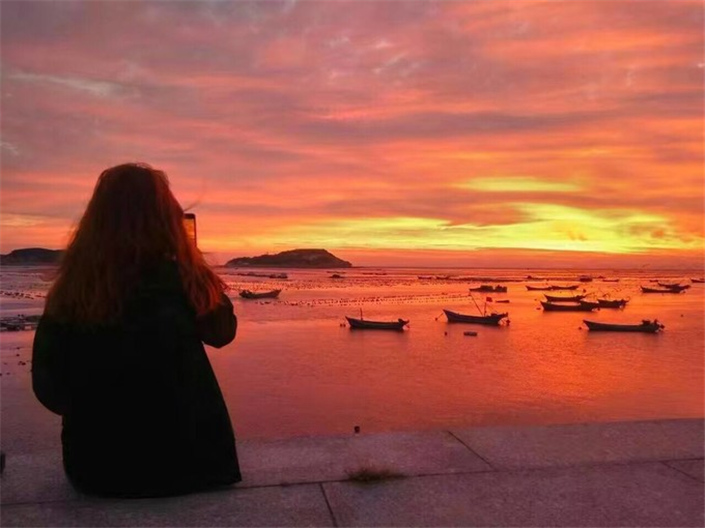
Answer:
1 0 702 267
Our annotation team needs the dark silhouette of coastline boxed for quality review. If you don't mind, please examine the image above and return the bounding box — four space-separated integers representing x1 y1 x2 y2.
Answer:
0 248 64 265
226 248 352 268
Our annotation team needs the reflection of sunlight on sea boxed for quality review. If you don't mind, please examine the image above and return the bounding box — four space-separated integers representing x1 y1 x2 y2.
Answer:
2 265 703 440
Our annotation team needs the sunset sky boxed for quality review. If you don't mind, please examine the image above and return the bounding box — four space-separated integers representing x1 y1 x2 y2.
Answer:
1 1 703 268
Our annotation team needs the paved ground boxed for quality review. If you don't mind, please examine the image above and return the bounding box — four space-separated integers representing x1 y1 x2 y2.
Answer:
1 418 703 527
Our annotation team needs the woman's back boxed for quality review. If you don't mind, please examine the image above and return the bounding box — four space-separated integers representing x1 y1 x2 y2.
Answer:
34 261 240 497
31 164 241 498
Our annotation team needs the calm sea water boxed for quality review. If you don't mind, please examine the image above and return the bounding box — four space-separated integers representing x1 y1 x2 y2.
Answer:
1 266 703 440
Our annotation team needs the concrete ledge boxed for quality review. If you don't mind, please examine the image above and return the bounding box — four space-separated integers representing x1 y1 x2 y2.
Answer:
450 418 704 469
238 430 491 487
1 484 334 527
323 462 704 527
1 419 702 527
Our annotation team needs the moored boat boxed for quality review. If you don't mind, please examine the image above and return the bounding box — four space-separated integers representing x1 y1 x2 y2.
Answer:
641 286 686 294
658 281 682 288
443 309 508 325
596 298 629 308
541 301 599 312
657 283 690 292
583 319 664 333
526 285 552 291
691 278 705 283
239 289 282 299
601 278 620 283
550 284 580 291
544 294 586 302
469 285 507 293
345 316 409 330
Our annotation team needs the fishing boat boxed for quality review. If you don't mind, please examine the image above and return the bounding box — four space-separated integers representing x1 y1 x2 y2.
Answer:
469 285 507 293
641 286 686 294
657 282 690 291
541 301 599 312
596 298 629 308
345 316 409 330
601 278 620 283
526 285 552 291
239 289 282 299
550 284 580 291
443 309 508 325
691 278 705 283
583 319 664 333
578 275 593 282
544 294 586 302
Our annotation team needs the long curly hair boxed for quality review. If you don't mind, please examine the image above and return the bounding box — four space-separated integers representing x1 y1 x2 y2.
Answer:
45 163 225 324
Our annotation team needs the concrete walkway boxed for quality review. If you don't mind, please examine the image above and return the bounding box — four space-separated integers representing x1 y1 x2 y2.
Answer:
1 418 703 527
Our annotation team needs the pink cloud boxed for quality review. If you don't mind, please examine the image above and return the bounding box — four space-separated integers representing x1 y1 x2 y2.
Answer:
1 1 702 265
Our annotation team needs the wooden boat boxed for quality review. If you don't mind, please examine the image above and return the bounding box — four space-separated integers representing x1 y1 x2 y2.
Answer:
641 286 685 294
541 301 598 312
583 319 664 333
495 299 511 304
345 316 408 330
469 285 507 293
601 278 620 282
657 282 690 292
658 282 681 288
239 289 282 299
544 294 586 302
691 278 705 283
550 284 580 291
596 298 629 308
443 309 508 325
526 285 552 291
578 275 593 282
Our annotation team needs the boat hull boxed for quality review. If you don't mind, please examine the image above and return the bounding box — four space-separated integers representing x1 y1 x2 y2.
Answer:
469 285 507 293
346 316 408 330
544 294 586 302
597 299 629 308
443 309 508 325
239 289 282 299
583 319 663 333
641 287 684 294
541 301 598 312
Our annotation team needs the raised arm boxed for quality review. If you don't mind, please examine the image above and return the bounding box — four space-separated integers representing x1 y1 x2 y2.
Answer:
196 292 237 348
32 316 70 415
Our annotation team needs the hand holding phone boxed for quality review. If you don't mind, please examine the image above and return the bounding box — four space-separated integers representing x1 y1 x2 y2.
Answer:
184 213 197 246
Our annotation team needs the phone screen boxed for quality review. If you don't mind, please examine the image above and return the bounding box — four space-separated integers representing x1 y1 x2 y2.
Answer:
183 213 197 246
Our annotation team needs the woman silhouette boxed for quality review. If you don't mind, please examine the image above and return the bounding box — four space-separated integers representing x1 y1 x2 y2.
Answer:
32 163 241 497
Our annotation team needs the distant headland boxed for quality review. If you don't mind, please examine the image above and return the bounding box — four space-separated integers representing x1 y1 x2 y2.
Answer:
225 249 352 268
0 248 64 265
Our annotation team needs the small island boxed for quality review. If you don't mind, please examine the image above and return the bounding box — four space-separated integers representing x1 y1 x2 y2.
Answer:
0 248 64 265
225 249 352 268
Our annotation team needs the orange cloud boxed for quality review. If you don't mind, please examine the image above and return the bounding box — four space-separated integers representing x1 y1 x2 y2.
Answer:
1 1 702 267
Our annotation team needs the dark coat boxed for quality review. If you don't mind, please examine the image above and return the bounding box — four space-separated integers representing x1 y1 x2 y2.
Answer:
32 262 241 497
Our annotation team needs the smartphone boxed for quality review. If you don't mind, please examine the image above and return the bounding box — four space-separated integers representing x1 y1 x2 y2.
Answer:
183 213 197 246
